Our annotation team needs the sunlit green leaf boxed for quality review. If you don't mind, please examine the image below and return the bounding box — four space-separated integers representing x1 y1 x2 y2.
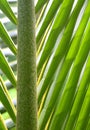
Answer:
0 0 17 24
0 77 16 123
0 22 17 55
35 0 48 13
0 114 8 130
0 50 16 86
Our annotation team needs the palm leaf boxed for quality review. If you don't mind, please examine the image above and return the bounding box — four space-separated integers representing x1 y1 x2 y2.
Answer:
0 0 17 24
0 22 17 55
35 0 48 13
0 0 90 130
38 0 86 105
0 114 8 130
0 50 16 86
0 77 16 123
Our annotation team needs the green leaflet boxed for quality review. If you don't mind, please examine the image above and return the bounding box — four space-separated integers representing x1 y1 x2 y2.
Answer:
38 0 86 106
0 114 8 130
36 0 63 43
49 19 90 130
38 1 90 128
74 84 90 130
0 50 16 86
37 0 74 72
65 55 90 130
0 22 17 55
35 0 48 13
0 0 17 24
86 119 90 130
0 77 16 123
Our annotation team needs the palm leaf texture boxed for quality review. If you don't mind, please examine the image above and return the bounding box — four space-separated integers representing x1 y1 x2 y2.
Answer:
0 0 90 129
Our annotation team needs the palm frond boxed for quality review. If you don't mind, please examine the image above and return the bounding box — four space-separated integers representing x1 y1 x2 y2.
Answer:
0 0 90 130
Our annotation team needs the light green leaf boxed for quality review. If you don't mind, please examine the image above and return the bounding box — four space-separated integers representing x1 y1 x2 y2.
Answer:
0 50 16 86
0 22 17 55
36 0 63 43
35 0 48 13
37 0 74 72
49 20 90 130
0 77 16 123
0 114 8 130
0 0 17 24
65 55 90 130
74 84 90 130
38 0 86 106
